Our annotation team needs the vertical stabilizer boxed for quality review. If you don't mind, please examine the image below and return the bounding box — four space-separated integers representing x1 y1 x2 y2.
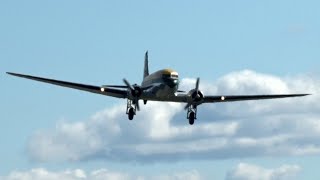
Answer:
143 51 149 79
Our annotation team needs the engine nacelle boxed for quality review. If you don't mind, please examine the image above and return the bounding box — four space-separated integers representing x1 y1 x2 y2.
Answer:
187 89 204 102
130 85 142 98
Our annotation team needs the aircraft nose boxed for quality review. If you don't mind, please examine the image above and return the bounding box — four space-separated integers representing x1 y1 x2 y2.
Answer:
173 79 178 84
168 78 179 88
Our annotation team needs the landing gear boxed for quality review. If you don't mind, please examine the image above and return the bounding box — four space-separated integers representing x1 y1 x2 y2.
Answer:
126 99 137 120
187 105 197 125
188 112 195 125
128 107 134 120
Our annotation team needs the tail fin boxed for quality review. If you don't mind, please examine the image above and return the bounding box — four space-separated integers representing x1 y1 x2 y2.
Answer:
143 51 149 79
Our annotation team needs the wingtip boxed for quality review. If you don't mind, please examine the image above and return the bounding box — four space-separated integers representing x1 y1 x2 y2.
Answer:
298 93 312 97
6 72 21 76
6 72 30 78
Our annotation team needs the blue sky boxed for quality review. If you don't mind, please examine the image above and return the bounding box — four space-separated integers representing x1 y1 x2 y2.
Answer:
1 0 319 179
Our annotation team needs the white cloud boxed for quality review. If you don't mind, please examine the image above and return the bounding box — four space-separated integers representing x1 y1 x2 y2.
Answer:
0 168 201 180
225 163 301 180
0 163 302 180
27 70 320 162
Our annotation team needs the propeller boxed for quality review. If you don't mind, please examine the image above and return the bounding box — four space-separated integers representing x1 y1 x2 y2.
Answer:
195 77 200 91
195 77 200 98
123 78 141 111
123 79 135 92
184 77 202 110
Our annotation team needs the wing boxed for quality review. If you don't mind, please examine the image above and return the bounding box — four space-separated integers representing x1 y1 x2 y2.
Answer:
163 93 309 103
7 72 127 98
203 94 310 103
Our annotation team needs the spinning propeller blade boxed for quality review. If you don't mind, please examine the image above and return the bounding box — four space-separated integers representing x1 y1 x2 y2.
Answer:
185 77 201 110
195 77 200 92
123 78 140 111
123 78 135 91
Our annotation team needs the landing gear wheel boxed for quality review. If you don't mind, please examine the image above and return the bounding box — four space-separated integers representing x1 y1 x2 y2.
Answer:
128 108 134 120
188 112 195 125
186 104 197 125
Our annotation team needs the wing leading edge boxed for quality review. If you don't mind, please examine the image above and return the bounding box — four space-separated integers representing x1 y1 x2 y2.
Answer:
6 72 127 99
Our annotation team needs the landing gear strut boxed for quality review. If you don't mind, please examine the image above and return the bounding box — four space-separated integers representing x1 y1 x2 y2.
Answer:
126 99 138 120
187 105 197 125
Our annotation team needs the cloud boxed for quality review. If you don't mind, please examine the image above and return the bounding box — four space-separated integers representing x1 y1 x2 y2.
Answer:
0 168 201 180
225 163 301 180
27 70 320 163
0 163 301 180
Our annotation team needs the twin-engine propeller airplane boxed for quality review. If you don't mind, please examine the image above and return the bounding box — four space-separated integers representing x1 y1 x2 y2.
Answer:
7 51 309 125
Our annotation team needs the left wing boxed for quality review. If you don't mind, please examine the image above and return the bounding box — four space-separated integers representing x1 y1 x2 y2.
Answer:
203 94 310 103
7 72 127 98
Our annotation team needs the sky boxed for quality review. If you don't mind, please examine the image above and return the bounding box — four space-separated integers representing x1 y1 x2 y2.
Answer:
1 0 319 179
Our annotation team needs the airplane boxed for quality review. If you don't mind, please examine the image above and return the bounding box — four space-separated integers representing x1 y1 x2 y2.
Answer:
7 51 310 125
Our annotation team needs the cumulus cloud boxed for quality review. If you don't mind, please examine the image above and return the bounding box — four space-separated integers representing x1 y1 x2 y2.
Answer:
226 163 301 180
0 163 301 180
27 70 320 162
0 168 201 180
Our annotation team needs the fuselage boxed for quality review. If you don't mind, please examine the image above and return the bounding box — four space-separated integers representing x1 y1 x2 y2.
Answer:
141 69 179 100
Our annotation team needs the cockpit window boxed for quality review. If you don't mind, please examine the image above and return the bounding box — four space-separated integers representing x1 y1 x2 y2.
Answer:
162 74 171 78
163 73 178 79
171 74 178 78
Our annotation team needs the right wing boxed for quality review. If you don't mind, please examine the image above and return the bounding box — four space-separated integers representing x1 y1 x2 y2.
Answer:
164 93 309 104
7 72 128 99
203 94 310 103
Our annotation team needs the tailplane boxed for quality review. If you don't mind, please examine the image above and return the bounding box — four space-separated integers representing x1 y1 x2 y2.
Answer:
143 51 149 79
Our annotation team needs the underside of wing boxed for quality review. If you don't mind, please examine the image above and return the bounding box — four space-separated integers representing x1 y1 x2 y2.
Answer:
7 72 127 98
203 94 310 103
